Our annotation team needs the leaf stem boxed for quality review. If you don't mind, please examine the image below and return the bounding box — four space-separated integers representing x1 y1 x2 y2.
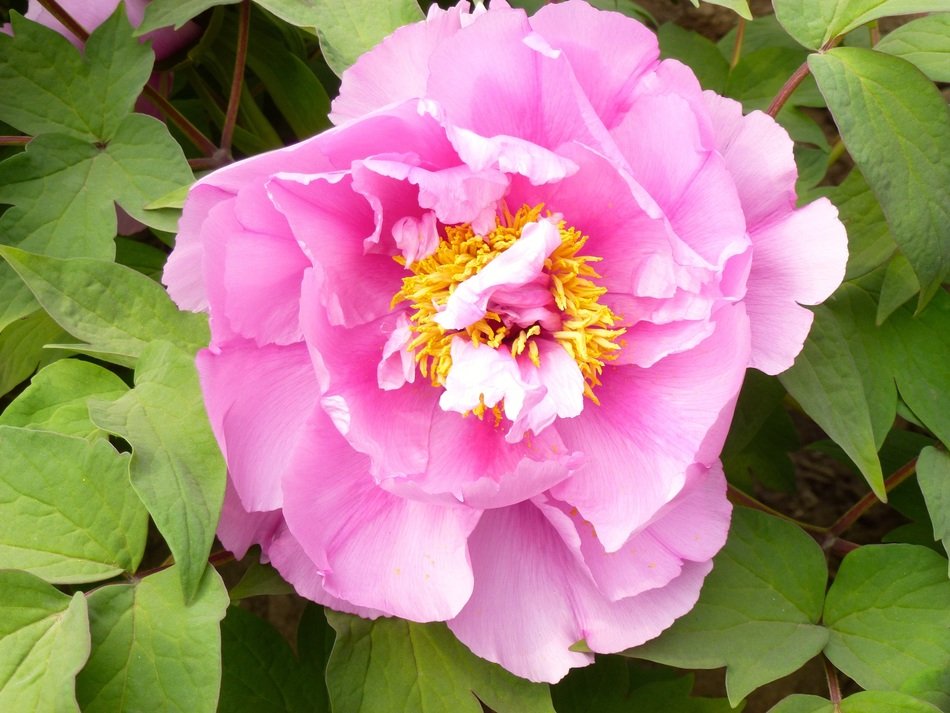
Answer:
143 84 220 158
824 655 843 711
131 549 236 580
730 18 746 70
727 484 825 534
0 136 31 146
767 60 810 118
826 457 918 538
35 0 89 42
220 0 250 158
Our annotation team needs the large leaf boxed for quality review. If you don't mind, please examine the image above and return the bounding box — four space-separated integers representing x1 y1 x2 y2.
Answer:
917 447 950 572
326 612 556 713
823 545 950 701
779 286 895 498
0 570 90 712
627 509 829 706
218 606 329 713
0 426 147 583
769 691 945 713
0 248 209 362
809 48 950 303
76 565 229 713
0 359 128 438
88 341 226 602
307 0 424 75
773 0 950 50
875 13 950 83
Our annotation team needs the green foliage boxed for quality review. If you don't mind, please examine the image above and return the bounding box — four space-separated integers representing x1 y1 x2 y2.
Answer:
628 509 829 706
809 47 950 304
769 691 945 713
88 341 226 602
228 559 296 601
76 565 229 713
0 570 90 712
690 0 751 20
0 310 68 396
325 612 556 713
0 426 147 583
875 14 950 83
917 447 950 569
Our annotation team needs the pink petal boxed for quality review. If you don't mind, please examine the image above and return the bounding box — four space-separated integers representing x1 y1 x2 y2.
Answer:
435 219 562 330
448 501 713 682
744 198 847 374
529 0 659 129
552 303 750 550
439 338 531 420
507 340 585 443
196 340 320 512
217 479 281 559
281 409 479 621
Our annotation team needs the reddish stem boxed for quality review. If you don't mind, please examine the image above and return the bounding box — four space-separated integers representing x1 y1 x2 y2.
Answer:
767 61 810 118
35 0 89 41
0 136 31 146
727 484 825 534
131 549 235 580
824 655 843 711
730 18 746 69
219 0 250 157
826 458 918 538
143 84 220 158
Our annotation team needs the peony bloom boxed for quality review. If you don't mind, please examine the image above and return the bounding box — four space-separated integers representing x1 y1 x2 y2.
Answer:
2 0 199 59
164 0 847 682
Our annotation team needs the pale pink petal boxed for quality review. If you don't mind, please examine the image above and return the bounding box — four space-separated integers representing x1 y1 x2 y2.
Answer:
439 338 531 421
392 211 439 264
377 312 416 391
529 0 659 129
217 480 281 559
202 201 309 346
329 4 467 124
196 341 320 512
745 198 848 374
702 92 797 230
267 171 403 327
552 304 750 550
300 271 438 478
282 409 480 621
507 340 585 442
448 502 713 682
435 219 562 330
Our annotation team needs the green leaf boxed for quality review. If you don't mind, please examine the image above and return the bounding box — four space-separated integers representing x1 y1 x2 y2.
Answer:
884 290 950 448
809 48 950 303
218 606 329 713
0 248 209 362
326 612 556 713
876 14 950 83
876 253 919 325
627 508 829 706
586 0 656 25
0 426 147 583
769 691 945 713
0 310 69 397
88 341 225 602
139 0 238 34
917 446 950 572
688 0 751 20
726 47 824 112
779 285 894 498
718 13 807 60
229 559 295 601
773 0 950 50
76 565 229 713
0 570 90 712
115 236 170 280
822 545 950 697
0 359 128 438
307 0 424 75
658 23 729 92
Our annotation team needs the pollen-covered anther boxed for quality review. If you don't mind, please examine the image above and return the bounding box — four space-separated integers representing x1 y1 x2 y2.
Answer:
391 203 625 408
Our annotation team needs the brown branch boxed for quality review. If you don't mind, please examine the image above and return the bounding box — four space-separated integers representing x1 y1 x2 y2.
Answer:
219 0 250 157
826 458 918 538
35 0 89 42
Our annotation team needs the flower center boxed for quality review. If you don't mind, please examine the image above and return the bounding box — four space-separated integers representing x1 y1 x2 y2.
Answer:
392 204 625 406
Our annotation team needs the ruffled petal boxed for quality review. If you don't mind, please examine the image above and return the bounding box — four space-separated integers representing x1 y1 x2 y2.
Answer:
281 408 480 621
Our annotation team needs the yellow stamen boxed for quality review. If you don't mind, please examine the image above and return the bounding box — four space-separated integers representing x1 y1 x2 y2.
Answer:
390 204 625 417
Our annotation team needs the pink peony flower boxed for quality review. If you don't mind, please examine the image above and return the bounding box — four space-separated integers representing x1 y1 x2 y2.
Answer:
2 0 199 59
164 0 847 682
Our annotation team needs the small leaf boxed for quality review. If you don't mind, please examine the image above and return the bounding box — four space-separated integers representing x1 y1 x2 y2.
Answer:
219 606 330 713
0 309 68 397
823 545 950 697
773 0 950 50
917 446 950 572
0 570 90 712
627 509 829 706
779 285 895 498
0 359 128 438
658 23 729 91
809 48 950 303
139 0 237 34
306 0 424 75
0 248 209 362
76 565 229 713
769 691 944 713
88 341 226 602
876 253 919 325
326 612 556 713
688 0 751 20
229 560 295 601
875 14 950 83
0 426 147 583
